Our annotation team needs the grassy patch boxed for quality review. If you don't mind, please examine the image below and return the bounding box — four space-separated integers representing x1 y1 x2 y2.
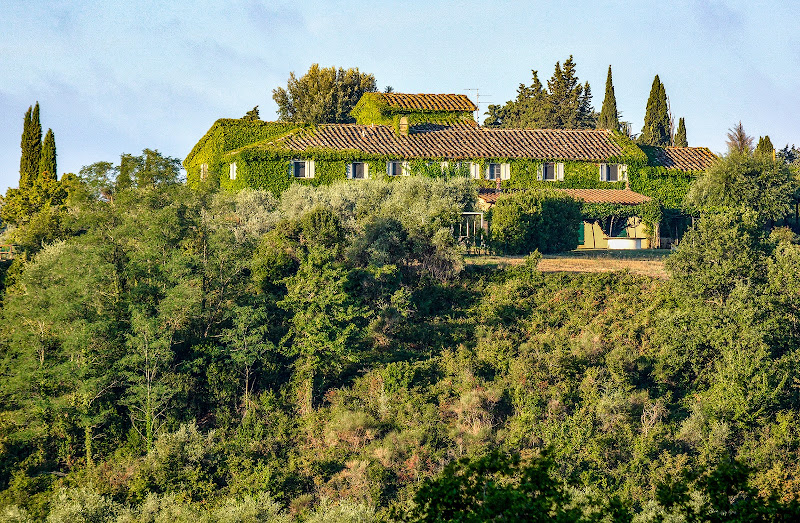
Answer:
465 249 670 278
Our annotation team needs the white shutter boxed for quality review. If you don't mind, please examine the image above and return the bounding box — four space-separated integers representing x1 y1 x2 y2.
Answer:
484 164 491 179
556 163 564 181
470 162 481 179
599 164 607 181
621 164 628 181
229 162 237 180
501 163 511 180
346 163 353 179
364 163 369 179
537 163 543 181
386 162 392 176
308 160 315 179
403 161 410 176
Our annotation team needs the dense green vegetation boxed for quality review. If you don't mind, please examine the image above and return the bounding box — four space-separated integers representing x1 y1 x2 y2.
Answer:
2 143 800 521
272 64 377 124
639 76 671 147
489 190 582 254
597 66 619 132
484 56 595 129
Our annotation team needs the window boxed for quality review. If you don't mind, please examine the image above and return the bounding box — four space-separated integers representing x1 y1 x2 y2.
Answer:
539 162 564 181
485 162 511 180
200 163 208 181
229 162 237 180
292 159 314 178
387 161 407 176
348 162 369 179
294 161 305 178
599 163 627 182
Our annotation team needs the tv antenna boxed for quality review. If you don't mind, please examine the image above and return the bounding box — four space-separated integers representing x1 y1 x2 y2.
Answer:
464 88 492 125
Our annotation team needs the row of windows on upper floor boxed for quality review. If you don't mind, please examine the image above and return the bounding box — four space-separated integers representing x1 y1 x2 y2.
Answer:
216 161 628 182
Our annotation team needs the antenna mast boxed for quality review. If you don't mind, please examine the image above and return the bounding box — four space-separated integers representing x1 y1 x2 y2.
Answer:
464 88 491 125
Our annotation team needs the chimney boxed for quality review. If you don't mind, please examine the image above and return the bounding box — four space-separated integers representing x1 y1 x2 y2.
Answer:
399 116 409 136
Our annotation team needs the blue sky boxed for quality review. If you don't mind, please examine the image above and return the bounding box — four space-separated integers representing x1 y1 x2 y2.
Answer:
1 0 799 192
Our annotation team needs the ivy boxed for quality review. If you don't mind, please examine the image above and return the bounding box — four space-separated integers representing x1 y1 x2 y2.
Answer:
183 119 298 188
188 118 703 233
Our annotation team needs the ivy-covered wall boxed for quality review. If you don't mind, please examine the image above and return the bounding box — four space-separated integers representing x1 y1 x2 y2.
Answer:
204 129 704 219
184 119 298 188
217 149 700 208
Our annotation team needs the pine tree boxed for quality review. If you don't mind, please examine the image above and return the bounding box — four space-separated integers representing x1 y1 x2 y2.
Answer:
597 66 619 131
19 103 43 189
546 56 594 128
674 118 688 147
39 129 57 182
755 135 775 159
484 57 594 129
640 76 671 146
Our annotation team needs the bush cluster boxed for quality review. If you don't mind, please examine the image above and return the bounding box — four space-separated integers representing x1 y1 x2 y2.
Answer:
489 189 582 254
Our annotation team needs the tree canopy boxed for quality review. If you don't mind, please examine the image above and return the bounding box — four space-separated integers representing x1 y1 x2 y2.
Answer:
272 64 377 124
597 65 619 131
639 75 671 146
673 117 688 147
484 56 595 129
684 152 797 222
755 135 775 159
726 121 754 155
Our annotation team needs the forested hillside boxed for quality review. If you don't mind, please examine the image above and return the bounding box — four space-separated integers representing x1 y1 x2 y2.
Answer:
2 164 800 521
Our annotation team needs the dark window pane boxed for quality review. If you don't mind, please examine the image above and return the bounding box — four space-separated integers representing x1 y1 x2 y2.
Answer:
294 162 305 178
608 165 618 182
544 163 555 180
354 162 365 179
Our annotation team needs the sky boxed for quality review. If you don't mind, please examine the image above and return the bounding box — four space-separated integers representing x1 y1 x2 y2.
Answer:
1 0 799 192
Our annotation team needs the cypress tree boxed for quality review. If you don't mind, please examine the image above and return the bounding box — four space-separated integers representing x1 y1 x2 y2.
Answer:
597 65 619 131
39 129 57 182
674 118 688 147
31 102 42 175
640 76 671 146
755 135 775 159
19 103 43 189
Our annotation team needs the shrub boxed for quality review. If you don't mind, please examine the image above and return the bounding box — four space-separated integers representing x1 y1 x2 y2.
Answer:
128 424 226 503
490 190 582 254
45 487 121 523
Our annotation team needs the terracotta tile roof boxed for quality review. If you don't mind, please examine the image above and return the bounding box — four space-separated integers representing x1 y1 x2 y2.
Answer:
560 188 652 204
379 93 477 112
477 188 651 206
650 146 717 171
269 125 622 161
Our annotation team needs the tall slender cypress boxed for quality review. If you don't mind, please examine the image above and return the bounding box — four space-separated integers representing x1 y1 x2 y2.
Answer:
19 105 40 189
674 118 688 147
39 129 57 182
597 65 619 131
31 102 42 172
640 76 671 146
